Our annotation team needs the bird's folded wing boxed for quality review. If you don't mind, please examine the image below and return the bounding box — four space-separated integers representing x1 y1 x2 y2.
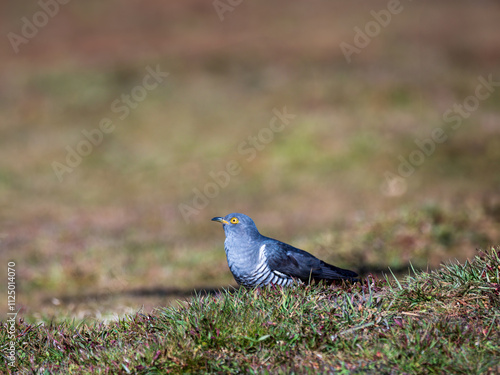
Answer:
265 240 358 281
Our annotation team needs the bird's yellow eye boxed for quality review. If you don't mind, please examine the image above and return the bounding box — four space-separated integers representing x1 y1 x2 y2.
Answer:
230 217 239 224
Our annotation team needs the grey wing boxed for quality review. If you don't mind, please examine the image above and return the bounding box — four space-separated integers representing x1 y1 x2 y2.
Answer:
265 240 358 282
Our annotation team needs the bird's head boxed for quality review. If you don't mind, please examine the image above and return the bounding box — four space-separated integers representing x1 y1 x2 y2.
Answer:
211 213 261 240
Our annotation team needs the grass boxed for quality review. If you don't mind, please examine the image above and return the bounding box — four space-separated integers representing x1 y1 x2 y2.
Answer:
2 247 499 373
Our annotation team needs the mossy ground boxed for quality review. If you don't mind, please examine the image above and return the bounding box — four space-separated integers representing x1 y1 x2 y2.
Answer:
2 248 499 373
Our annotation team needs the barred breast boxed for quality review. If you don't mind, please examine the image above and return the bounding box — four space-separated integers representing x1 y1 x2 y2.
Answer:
227 244 294 287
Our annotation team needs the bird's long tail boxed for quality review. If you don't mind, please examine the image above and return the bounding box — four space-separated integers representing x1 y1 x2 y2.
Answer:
319 261 359 282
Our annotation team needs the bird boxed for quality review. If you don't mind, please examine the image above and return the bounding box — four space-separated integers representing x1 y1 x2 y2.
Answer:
211 213 358 287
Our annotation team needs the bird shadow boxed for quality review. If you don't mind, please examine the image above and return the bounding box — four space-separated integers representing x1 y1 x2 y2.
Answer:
357 263 422 277
44 263 416 307
44 285 237 306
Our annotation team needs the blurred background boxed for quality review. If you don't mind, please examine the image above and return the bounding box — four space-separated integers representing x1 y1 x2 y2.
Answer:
1 0 499 322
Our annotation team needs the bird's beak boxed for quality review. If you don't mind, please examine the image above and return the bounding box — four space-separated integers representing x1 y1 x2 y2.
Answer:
211 217 229 224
